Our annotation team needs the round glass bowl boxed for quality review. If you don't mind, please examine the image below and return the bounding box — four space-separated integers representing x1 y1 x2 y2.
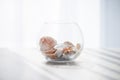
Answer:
39 23 83 62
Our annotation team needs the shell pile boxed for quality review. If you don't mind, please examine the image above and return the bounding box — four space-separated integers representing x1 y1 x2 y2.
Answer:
39 36 81 60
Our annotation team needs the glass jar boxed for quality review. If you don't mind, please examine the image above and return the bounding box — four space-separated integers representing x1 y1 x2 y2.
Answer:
39 22 84 62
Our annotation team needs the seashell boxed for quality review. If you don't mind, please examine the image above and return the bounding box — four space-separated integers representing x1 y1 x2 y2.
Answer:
46 53 57 59
63 41 76 54
42 48 56 54
54 43 66 50
64 41 74 47
62 53 71 59
39 37 79 60
54 42 76 59
76 43 81 50
63 47 73 54
39 36 57 51
54 49 63 58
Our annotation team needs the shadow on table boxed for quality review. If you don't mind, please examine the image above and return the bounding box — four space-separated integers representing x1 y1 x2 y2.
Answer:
45 61 79 66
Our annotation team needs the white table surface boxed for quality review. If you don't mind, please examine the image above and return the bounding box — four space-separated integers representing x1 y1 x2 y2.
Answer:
0 48 120 80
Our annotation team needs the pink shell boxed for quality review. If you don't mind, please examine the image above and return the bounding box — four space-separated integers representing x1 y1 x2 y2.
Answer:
39 36 57 51
76 43 81 50
64 41 74 47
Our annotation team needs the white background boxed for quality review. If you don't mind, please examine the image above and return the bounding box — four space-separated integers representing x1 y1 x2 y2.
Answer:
0 0 119 49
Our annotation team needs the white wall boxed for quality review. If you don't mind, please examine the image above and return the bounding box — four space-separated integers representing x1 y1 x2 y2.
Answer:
0 0 100 49
101 0 120 48
0 0 23 48
23 0 100 48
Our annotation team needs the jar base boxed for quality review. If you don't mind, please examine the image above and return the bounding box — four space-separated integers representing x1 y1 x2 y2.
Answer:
46 58 73 63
